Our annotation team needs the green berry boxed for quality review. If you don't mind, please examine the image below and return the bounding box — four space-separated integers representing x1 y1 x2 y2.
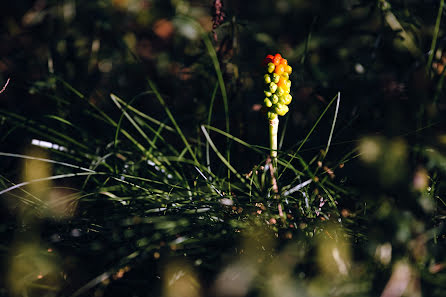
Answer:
264 98 272 107
272 73 280 84
271 94 279 104
269 82 277 93
264 74 271 84
276 87 285 96
267 63 275 73
264 90 272 97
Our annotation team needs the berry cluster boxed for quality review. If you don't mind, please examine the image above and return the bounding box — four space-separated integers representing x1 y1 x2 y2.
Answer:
262 53 293 120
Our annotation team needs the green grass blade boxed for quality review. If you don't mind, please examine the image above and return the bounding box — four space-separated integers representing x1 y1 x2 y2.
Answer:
279 93 339 179
202 125 263 154
206 82 219 171
110 94 158 150
0 110 90 151
111 92 175 133
201 125 247 187
44 115 75 127
146 79 199 165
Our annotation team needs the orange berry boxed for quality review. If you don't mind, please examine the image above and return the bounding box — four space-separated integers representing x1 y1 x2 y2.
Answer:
273 53 282 66
281 59 288 66
274 64 285 75
277 77 287 89
285 65 292 74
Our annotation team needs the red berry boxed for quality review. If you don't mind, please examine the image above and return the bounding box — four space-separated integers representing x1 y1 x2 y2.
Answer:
263 54 274 66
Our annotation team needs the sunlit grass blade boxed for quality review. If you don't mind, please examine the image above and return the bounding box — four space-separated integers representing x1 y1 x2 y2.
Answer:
194 166 223 197
0 172 101 196
0 152 95 172
44 115 75 127
323 92 341 158
0 174 43 206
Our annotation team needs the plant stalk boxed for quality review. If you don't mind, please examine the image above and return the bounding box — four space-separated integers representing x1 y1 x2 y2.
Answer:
269 117 279 170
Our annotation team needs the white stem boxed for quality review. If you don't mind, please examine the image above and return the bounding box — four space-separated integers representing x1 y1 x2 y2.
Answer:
269 117 279 168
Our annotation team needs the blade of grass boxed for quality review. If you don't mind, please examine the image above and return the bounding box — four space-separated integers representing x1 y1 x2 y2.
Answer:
111 92 175 133
206 82 219 172
201 26 231 191
201 125 248 188
110 94 158 150
323 92 341 158
0 152 95 172
57 79 169 169
204 125 305 177
147 79 199 166
177 15 231 189
0 172 101 196
203 125 263 154
44 115 75 127
0 110 89 151
0 174 43 206
279 92 339 179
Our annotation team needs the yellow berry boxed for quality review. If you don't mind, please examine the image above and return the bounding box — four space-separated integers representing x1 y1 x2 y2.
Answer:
281 72 289 80
274 104 289 116
283 94 292 105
